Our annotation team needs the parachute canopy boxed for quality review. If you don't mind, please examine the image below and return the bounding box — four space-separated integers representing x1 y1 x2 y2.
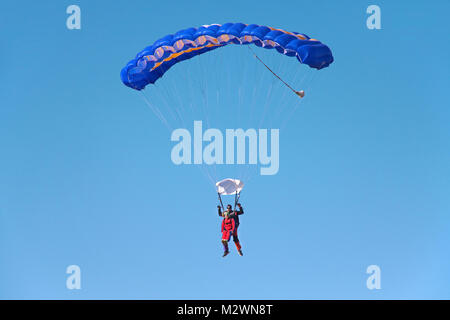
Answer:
216 179 244 195
121 22 334 90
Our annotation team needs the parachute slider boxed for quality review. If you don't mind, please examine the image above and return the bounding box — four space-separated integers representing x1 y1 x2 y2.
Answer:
295 90 305 98
216 178 244 195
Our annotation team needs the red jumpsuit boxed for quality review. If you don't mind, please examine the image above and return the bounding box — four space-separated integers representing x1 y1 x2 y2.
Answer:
221 217 235 242
218 206 243 252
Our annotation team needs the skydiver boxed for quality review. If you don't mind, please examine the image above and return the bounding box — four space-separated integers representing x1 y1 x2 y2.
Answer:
220 211 235 257
217 203 244 256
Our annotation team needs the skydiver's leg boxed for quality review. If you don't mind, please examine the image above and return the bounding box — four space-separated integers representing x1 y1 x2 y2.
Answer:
222 240 229 252
222 231 230 255
233 228 242 253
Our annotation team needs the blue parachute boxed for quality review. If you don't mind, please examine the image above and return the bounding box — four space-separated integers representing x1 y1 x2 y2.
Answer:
120 23 334 90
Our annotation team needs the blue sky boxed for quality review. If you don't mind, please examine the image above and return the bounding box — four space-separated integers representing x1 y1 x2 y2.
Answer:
1 0 449 299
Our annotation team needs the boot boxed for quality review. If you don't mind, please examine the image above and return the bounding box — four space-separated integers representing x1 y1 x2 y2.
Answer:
222 240 229 257
235 241 243 256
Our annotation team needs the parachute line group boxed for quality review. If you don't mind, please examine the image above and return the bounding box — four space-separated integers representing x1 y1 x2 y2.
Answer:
121 22 334 189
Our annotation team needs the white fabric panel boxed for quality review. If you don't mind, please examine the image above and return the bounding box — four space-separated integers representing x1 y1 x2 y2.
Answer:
216 178 244 195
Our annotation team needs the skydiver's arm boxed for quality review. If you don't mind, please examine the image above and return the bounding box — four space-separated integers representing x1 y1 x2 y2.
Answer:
217 206 223 217
229 208 243 218
236 204 244 215
221 220 225 232
231 219 235 232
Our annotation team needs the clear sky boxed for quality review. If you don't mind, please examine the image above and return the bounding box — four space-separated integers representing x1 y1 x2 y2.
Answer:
1 0 449 299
